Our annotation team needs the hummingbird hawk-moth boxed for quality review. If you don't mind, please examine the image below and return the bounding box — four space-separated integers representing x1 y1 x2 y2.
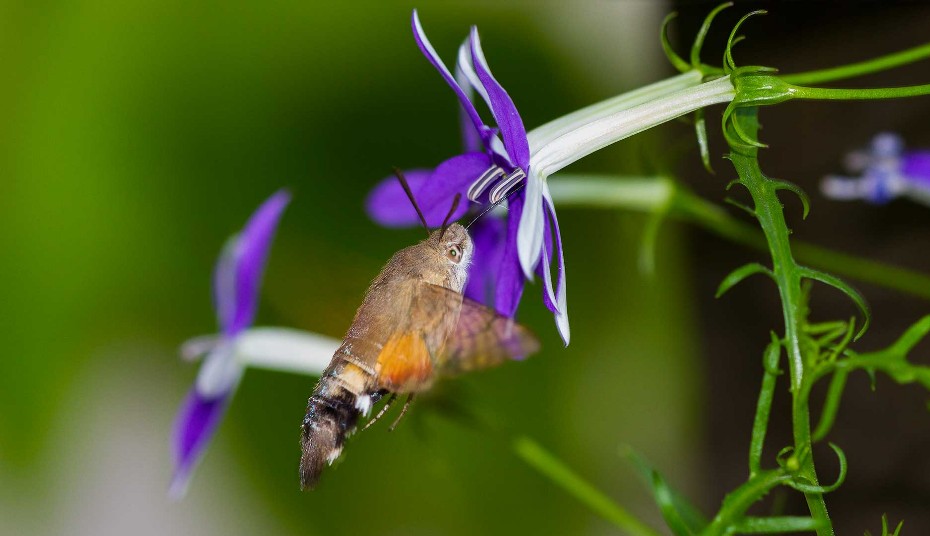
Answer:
299 174 539 490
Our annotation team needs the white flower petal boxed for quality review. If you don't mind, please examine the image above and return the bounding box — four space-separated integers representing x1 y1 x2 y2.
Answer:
531 76 735 178
517 171 545 279
456 40 490 105
195 342 241 398
234 327 338 376
527 70 702 154
543 191 570 346
179 334 220 362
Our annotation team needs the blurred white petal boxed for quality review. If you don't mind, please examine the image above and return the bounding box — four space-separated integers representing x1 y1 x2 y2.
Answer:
195 343 240 398
235 327 337 376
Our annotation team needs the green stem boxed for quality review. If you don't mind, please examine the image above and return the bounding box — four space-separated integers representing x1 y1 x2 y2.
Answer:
701 470 789 536
749 336 781 477
513 437 661 536
790 83 930 101
781 42 930 85
726 108 833 535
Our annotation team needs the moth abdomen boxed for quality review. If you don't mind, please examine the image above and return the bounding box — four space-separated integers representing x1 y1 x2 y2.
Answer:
299 390 359 490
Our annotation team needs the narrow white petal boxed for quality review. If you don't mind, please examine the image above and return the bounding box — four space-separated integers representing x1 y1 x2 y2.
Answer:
235 327 338 376
195 342 241 398
538 231 558 312
543 192 570 346
179 334 220 362
532 76 735 178
517 172 545 279
489 135 508 161
456 41 490 105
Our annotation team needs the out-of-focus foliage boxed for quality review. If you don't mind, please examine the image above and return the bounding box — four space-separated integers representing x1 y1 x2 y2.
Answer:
0 2 703 535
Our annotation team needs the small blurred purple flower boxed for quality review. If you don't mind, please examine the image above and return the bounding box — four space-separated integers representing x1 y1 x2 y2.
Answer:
171 190 290 497
822 133 930 206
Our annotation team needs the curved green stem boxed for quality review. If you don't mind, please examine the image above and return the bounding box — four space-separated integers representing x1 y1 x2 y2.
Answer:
781 42 930 85
701 470 789 536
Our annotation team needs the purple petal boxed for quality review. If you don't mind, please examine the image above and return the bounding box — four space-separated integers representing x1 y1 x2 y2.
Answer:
902 151 930 188
412 11 489 144
224 190 291 337
494 191 527 317
469 28 530 169
366 169 432 227
464 216 506 305
170 389 230 498
418 152 492 226
213 237 238 334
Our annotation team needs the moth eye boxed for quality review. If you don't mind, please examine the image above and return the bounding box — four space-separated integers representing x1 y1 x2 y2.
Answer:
446 246 461 263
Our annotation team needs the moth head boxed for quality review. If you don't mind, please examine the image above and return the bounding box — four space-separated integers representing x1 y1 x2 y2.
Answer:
431 223 472 270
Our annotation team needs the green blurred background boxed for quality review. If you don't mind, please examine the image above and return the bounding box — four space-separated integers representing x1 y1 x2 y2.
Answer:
0 2 703 534
3 1 930 534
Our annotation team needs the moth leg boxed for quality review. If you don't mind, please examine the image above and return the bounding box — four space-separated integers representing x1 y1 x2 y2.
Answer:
363 393 397 431
388 394 415 432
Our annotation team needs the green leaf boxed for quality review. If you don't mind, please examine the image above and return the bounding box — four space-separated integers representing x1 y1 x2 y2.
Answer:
660 12 690 73
622 447 708 534
865 515 904 536
638 207 668 276
724 10 767 71
694 109 713 174
716 262 774 298
800 267 871 339
651 471 693 536
690 2 732 68
887 315 930 356
771 179 811 220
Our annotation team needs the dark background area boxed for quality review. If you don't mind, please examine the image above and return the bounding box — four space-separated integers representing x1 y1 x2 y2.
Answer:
673 1 930 532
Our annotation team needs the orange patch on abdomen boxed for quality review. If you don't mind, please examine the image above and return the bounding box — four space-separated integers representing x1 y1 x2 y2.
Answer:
376 332 434 393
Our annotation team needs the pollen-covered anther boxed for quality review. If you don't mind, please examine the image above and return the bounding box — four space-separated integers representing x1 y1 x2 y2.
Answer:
467 165 505 201
489 168 526 203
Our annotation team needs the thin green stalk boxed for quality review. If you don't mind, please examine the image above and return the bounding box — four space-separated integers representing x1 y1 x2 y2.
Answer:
749 336 781 477
726 108 833 535
790 83 930 101
812 370 848 442
781 42 930 85
550 176 930 300
513 437 661 536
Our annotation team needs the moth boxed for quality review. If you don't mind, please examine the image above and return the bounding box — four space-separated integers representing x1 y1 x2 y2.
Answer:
299 174 539 490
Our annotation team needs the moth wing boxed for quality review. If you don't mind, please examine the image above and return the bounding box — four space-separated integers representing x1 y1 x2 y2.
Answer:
418 284 541 376
372 280 457 392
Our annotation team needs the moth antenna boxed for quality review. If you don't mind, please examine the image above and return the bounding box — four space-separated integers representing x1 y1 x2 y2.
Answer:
439 193 462 239
464 181 526 230
393 168 430 235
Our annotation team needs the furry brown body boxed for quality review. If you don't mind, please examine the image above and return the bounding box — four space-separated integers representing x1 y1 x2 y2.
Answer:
299 223 538 490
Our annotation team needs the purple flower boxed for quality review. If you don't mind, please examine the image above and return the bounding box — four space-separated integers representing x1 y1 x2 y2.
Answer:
170 189 290 498
822 133 930 206
366 11 569 344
